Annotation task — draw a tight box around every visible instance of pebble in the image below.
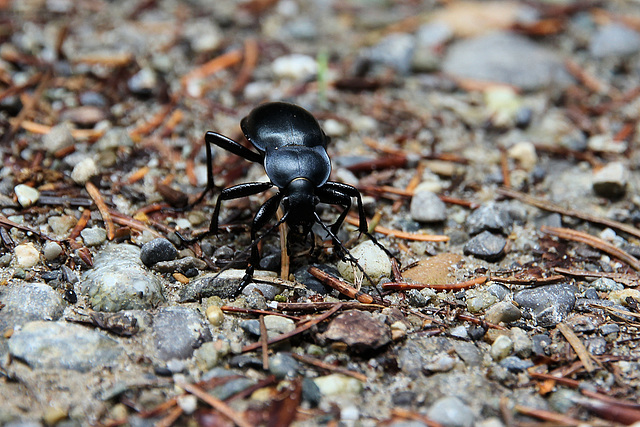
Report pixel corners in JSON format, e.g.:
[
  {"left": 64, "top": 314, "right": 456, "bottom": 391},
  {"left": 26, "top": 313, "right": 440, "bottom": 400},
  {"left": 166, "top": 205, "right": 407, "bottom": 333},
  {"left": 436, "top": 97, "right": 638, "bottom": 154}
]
[
  {"left": 514, "top": 283, "right": 577, "bottom": 327},
  {"left": 465, "top": 289, "right": 498, "bottom": 313},
  {"left": 0, "top": 282, "right": 65, "bottom": 330},
  {"left": 366, "top": 32, "right": 416, "bottom": 74},
  {"left": 486, "top": 283, "right": 510, "bottom": 301},
  {"left": 96, "top": 127, "right": 134, "bottom": 151},
  {"left": 587, "top": 134, "right": 627, "bottom": 154},
  {"left": 127, "top": 67, "right": 157, "bottom": 96},
  {"left": 293, "top": 264, "right": 336, "bottom": 294},
  {"left": 81, "top": 244, "right": 165, "bottom": 311},
  {"left": 71, "top": 157, "right": 99, "bottom": 184},
  {"left": 586, "top": 336, "right": 607, "bottom": 355},
  {"left": 180, "top": 269, "right": 277, "bottom": 301},
  {"left": 590, "top": 277, "right": 624, "bottom": 292},
  {"left": 426, "top": 396, "right": 475, "bottom": 427},
  {"left": 14, "top": 184, "right": 40, "bottom": 208},
  {"left": 510, "top": 327, "right": 533, "bottom": 358},
  {"left": 8, "top": 321, "right": 123, "bottom": 372},
  {"left": 42, "top": 122, "right": 74, "bottom": 153},
  {"left": 507, "top": 141, "right": 538, "bottom": 171},
  {"left": 140, "top": 237, "right": 178, "bottom": 267},
  {"left": 397, "top": 336, "right": 453, "bottom": 376},
  {"left": 242, "top": 282, "right": 279, "bottom": 301},
  {"left": 177, "top": 394, "right": 198, "bottom": 415},
  {"left": 183, "top": 19, "right": 222, "bottom": 52},
  {"left": 466, "top": 203, "right": 513, "bottom": 235},
  {"left": 201, "top": 370, "right": 256, "bottom": 400},
  {"left": 81, "top": 226, "right": 107, "bottom": 246},
  {"left": 152, "top": 306, "right": 212, "bottom": 360},
  {"left": 463, "top": 231, "right": 506, "bottom": 261},
  {"left": 490, "top": 335, "right": 513, "bottom": 361},
  {"left": 268, "top": 352, "right": 300, "bottom": 379},
  {"left": 48, "top": 214, "right": 77, "bottom": 236},
  {"left": 152, "top": 256, "right": 207, "bottom": 273},
  {"left": 313, "top": 374, "right": 363, "bottom": 396},
  {"left": 43, "top": 241, "right": 63, "bottom": 260},
  {"left": 600, "top": 323, "right": 620, "bottom": 341},
  {"left": 609, "top": 289, "right": 640, "bottom": 306},
  {"left": 336, "top": 240, "right": 391, "bottom": 286},
  {"left": 484, "top": 301, "right": 521, "bottom": 324},
  {"left": 453, "top": 341, "right": 482, "bottom": 366},
  {"left": 532, "top": 334, "right": 552, "bottom": 356},
  {"left": 205, "top": 305, "right": 224, "bottom": 326},
  {"left": 272, "top": 54, "right": 317, "bottom": 80},
  {"left": 410, "top": 190, "right": 447, "bottom": 223},
  {"left": 14, "top": 242, "right": 40, "bottom": 268},
  {"left": 499, "top": 356, "right": 533, "bottom": 373},
  {"left": 589, "top": 23, "right": 640, "bottom": 58},
  {"left": 240, "top": 315, "right": 295, "bottom": 339},
  {"left": 592, "top": 161, "right": 628, "bottom": 198},
  {"left": 321, "top": 310, "right": 391, "bottom": 353},
  {"left": 443, "top": 31, "right": 571, "bottom": 90}
]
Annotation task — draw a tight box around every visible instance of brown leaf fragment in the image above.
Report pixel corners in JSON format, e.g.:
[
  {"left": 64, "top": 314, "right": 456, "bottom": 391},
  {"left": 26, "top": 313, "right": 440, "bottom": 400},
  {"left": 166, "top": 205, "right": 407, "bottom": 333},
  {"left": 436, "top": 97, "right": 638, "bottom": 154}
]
[
  {"left": 267, "top": 379, "right": 302, "bottom": 427},
  {"left": 156, "top": 182, "right": 189, "bottom": 208},
  {"left": 556, "top": 322, "right": 596, "bottom": 373},
  {"left": 320, "top": 310, "right": 391, "bottom": 354}
]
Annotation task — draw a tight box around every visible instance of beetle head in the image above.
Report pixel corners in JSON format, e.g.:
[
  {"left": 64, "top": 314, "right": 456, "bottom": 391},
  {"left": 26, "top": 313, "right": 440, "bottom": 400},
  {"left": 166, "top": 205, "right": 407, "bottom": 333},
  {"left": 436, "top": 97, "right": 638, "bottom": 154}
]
[{"left": 283, "top": 178, "right": 318, "bottom": 232}]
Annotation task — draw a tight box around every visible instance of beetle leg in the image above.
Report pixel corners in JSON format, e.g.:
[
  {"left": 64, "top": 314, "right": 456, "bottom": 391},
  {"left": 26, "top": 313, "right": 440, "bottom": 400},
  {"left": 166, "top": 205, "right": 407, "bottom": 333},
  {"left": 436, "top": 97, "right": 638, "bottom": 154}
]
[
  {"left": 320, "top": 181, "right": 397, "bottom": 262},
  {"left": 316, "top": 186, "right": 351, "bottom": 257},
  {"left": 240, "top": 193, "right": 284, "bottom": 290},
  {"left": 176, "top": 181, "right": 273, "bottom": 245}
]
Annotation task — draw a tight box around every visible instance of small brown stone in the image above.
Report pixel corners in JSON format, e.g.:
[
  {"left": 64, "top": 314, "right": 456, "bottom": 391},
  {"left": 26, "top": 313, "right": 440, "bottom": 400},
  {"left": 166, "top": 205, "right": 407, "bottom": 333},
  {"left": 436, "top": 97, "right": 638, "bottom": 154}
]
[{"left": 321, "top": 310, "right": 391, "bottom": 354}]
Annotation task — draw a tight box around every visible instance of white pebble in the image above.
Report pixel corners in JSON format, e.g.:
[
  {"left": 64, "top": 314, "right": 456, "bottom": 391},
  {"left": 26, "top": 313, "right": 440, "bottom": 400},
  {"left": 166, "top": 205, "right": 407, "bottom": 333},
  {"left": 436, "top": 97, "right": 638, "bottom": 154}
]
[
  {"left": 313, "top": 374, "right": 363, "bottom": 396},
  {"left": 71, "top": 157, "right": 99, "bottom": 184},
  {"left": 490, "top": 335, "right": 514, "bottom": 361},
  {"left": 508, "top": 141, "right": 538, "bottom": 171},
  {"left": 15, "top": 243, "right": 40, "bottom": 268},
  {"left": 43, "top": 241, "right": 63, "bottom": 260},
  {"left": 323, "top": 119, "right": 348, "bottom": 137},
  {"left": 177, "top": 394, "right": 198, "bottom": 415},
  {"left": 272, "top": 54, "right": 317, "bottom": 80},
  {"left": 337, "top": 240, "right": 391, "bottom": 286},
  {"left": 14, "top": 184, "right": 40, "bottom": 208}
]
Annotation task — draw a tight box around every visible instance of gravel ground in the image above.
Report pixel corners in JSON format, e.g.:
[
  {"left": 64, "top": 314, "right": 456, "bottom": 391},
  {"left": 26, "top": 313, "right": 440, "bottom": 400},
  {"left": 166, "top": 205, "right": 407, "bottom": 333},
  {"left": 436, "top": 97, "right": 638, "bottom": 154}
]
[{"left": 2, "top": 1, "right": 640, "bottom": 426}]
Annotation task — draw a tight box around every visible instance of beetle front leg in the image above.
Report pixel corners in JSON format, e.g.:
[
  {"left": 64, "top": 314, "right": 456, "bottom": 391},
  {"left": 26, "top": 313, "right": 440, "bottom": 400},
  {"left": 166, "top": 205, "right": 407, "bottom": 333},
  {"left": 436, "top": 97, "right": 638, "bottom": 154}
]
[{"left": 239, "top": 193, "right": 283, "bottom": 291}]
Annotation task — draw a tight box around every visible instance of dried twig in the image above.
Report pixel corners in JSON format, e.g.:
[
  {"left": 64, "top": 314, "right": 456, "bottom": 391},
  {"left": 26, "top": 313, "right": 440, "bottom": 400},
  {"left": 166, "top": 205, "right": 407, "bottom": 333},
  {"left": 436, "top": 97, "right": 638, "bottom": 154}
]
[
  {"left": 308, "top": 266, "right": 377, "bottom": 304},
  {"left": 274, "top": 302, "right": 385, "bottom": 312},
  {"left": 221, "top": 306, "right": 300, "bottom": 321},
  {"left": 382, "top": 276, "right": 487, "bottom": 291},
  {"left": 290, "top": 353, "right": 367, "bottom": 382},
  {"left": 514, "top": 404, "right": 584, "bottom": 426},
  {"left": 499, "top": 187, "right": 640, "bottom": 241},
  {"left": 178, "top": 382, "right": 252, "bottom": 427},
  {"left": 69, "top": 208, "right": 92, "bottom": 240},
  {"left": 181, "top": 49, "right": 243, "bottom": 89},
  {"left": 259, "top": 315, "right": 269, "bottom": 370},
  {"left": 541, "top": 226, "right": 640, "bottom": 271},
  {"left": 242, "top": 303, "right": 343, "bottom": 353},
  {"left": 232, "top": 38, "right": 259, "bottom": 94},
  {"left": 85, "top": 182, "right": 115, "bottom": 240},
  {"left": 553, "top": 267, "right": 638, "bottom": 287},
  {"left": 556, "top": 322, "right": 597, "bottom": 373},
  {"left": 390, "top": 408, "right": 444, "bottom": 427},
  {"left": 345, "top": 216, "right": 449, "bottom": 242}
]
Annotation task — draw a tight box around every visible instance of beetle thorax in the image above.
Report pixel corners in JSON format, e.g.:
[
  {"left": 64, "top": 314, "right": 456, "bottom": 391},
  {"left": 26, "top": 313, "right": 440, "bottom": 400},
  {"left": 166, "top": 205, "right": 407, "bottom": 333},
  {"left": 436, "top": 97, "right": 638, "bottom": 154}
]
[{"left": 283, "top": 177, "right": 317, "bottom": 228}]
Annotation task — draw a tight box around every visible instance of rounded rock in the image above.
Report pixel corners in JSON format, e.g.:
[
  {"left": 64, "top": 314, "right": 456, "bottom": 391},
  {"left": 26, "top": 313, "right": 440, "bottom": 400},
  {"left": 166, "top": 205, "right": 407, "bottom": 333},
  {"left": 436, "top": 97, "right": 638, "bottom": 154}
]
[
  {"left": 71, "top": 157, "right": 99, "bottom": 185},
  {"left": 14, "top": 243, "right": 40, "bottom": 268},
  {"left": 14, "top": 184, "right": 40, "bottom": 208},
  {"left": 43, "top": 241, "right": 64, "bottom": 261},
  {"left": 140, "top": 237, "right": 178, "bottom": 267},
  {"left": 426, "top": 396, "right": 475, "bottom": 427},
  {"left": 272, "top": 54, "right": 317, "bottom": 80},
  {"left": 205, "top": 305, "right": 224, "bottom": 326},
  {"left": 43, "top": 122, "right": 74, "bottom": 153},
  {"left": 81, "top": 226, "right": 107, "bottom": 246},
  {"left": 491, "top": 335, "right": 514, "bottom": 361},
  {"left": 337, "top": 240, "right": 391, "bottom": 286},
  {"left": 410, "top": 190, "right": 447, "bottom": 223}
]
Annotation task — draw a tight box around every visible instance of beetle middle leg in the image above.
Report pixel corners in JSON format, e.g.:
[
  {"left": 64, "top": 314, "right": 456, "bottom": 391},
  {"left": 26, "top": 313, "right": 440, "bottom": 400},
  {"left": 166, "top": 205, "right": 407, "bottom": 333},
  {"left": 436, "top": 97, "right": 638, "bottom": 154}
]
[{"left": 176, "top": 181, "right": 273, "bottom": 244}]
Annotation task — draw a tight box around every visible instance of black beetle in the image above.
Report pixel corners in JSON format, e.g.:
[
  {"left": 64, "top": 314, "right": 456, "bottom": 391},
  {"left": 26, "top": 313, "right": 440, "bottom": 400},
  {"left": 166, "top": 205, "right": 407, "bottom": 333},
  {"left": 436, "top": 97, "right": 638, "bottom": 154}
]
[{"left": 182, "top": 102, "right": 390, "bottom": 287}]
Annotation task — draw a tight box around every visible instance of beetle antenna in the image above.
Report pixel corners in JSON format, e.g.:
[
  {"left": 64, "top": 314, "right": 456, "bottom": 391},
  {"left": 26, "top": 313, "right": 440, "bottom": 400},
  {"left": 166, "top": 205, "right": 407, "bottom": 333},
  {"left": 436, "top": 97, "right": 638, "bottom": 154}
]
[{"left": 313, "top": 212, "right": 383, "bottom": 299}]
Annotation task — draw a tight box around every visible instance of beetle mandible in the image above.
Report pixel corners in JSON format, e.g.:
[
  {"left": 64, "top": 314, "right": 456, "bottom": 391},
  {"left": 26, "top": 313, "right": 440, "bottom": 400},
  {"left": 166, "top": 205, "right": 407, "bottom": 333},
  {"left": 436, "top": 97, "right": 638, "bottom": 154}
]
[{"left": 183, "top": 102, "right": 390, "bottom": 288}]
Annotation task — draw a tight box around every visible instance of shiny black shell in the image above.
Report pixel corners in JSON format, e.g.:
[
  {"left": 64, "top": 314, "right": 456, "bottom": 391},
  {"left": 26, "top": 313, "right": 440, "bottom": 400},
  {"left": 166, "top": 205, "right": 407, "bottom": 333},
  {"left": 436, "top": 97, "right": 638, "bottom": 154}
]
[{"left": 240, "top": 102, "right": 331, "bottom": 189}]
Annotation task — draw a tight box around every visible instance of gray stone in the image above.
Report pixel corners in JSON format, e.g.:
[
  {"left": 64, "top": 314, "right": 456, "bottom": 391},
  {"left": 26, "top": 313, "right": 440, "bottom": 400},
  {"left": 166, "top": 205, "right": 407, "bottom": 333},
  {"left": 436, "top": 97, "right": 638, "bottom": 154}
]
[
  {"left": 42, "top": 122, "right": 74, "bottom": 153},
  {"left": 463, "top": 231, "right": 506, "bottom": 261},
  {"left": 153, "top": 306, "right": 212, "bottom": 360},
  {"left": 410, "top": 190, "right": 447, "bottom": 223},
  {"left": 532, "top": 334, "right": 552, "bottom": 356},
  {"left": 43, "top": 241, "right": 63, "bottom": 260},
  {"left": 514, "top": 284, "right": 577, "bottom": 327},
  {"left": 128, "top": 67, "right": 157, "bottom": 96},
  {"left": 466, "top": 203, "right": 513, "bottom": 235},
  {"left": 397, "top": 336, "right": 454, "bottom": 377},
  {"left": 452, "top": 341, "right": 482, "bottom": 366},
  {"left": 592, "top": 161, "right": 628, "bottom": 198},
  {"left": 443, "top": 31, "right": 571, "bottom": 91},
  {"left": 365, "top": 32, "right": 416, "bottom": 74},
  {"left": 180, "top": 269, "right": 276, "bottom": 301},
  {"left": 510, "top": 327, "right": 533, "bottom": 358},
  {"left": 590, "top": 23, "right": 640, "bottom": 58},
  {"left": 80, "top": 226, "right": 107, "bottom": 246},
  {"left": 242, "top": 282, "right": 279, "bottom": 300},
  {"left": 81, "top": 244, "right": 164, "bottom": 312},
  {"left": 0, "top": 282, "right": 65, "bottom": 330},
  {"left": 426, "top": 396, "right": 475, "bottom": 427},
  {"left": 586, "top": 336, "right": 607, "bottom": 355},
  {"left": 269, "top": 353, "right": 300, "bottom": 379},
  {"left": 140, "top": 238, "right": 177, "bottom": 267},
  {"left": 96, "top": 127, "right": 133, "bottom": 151},
  {"left": 152, "top": 256, "right": 207, "bottom": 273},
  {"left": 484, "top": 301, "right": 521, "bottom": 325},
  {"left": 590, "top": 277, "right": 624, "bottom": 292},
  {"left": 8, "top": 321, "right": 122, "bottom": 372},
  {"left": 499, "top": 356, "right": 533, "bottom": 373}
]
